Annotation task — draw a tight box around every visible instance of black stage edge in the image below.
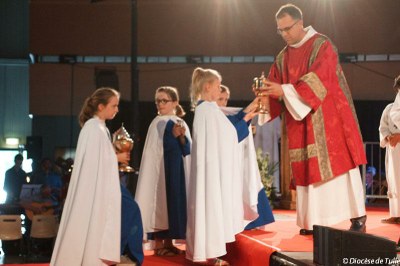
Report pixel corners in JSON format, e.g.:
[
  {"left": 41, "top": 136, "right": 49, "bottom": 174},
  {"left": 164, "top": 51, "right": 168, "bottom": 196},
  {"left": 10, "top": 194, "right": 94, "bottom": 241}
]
[
  {"left": 270, "top": 252, "right": 314, "bottom": 266},
  {"left": 270, "top": 252, "right": 400, "bottom": 266},
  {"left": 271, "top": 225, "right": 399, "bottom": 266}
]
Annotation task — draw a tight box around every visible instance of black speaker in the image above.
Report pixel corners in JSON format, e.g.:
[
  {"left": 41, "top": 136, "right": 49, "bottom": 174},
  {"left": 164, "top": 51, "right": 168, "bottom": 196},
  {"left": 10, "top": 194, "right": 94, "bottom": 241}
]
[
  {"left": 313, "top": 225, "right": 397, "bottom": 266},
  {"left": 26, "top": 136, "right": 42, "bottom": 160},
  {"left": 95, "top": 68, "right": 119, "bottom": 90}
]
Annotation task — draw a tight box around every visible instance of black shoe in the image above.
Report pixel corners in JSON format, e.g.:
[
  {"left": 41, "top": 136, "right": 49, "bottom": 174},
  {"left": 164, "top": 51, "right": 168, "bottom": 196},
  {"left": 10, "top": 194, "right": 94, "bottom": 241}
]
[
  {"left": 349, "top": 215, "right": 367, "bottom": 233},
  {"left": 299, "top": 229, "right": 313, "bottom": 235}
]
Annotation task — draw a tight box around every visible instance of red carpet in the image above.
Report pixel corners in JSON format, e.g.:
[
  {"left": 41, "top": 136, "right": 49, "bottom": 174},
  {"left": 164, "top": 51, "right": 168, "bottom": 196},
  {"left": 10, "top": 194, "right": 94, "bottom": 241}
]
[
  {"left": 142, "top": 206, "right": 398, "bottom": 265},
  {"left": 2, "top": 207, "right": 396, "bottom": 265}
]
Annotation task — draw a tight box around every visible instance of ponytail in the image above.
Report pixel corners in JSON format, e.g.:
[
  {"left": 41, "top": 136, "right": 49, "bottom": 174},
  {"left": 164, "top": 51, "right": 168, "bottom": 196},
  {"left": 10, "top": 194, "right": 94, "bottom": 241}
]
[
  {"left": 175, "top": 104, "right": 186, "bottom": 118},
  {"left": 190, "top": 67, "right": 221, "bottom": 109},
  {"left": 78, "top": 87, "right": 120, "bottom": 127}
]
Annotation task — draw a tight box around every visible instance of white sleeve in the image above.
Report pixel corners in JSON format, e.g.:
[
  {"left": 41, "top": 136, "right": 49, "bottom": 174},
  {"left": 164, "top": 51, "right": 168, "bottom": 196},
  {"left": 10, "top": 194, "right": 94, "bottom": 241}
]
[
  {"left": 390, "top": 93, "right": 400, "bottom": 129},
  {"left": 379, "top": 105, "right": 391, "bottom": 148},
  {"left": 282, "top": 84, "right": 312, "bottom": 121}
]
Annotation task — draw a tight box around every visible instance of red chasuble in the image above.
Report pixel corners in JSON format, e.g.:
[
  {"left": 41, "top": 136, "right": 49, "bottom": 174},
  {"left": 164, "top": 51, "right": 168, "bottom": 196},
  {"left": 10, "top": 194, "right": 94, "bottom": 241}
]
[{"left": 268, "top": 34, "right": 366, "bottom": 186}]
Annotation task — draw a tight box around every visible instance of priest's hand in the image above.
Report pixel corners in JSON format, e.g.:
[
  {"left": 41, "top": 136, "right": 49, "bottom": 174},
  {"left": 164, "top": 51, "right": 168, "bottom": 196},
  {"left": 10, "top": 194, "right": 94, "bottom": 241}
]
[
  {"left": 263, "top": 80, "right": 284, "bottom": 99},
  {"left": 116, "top": 151, "right": 130, "bottom": 165}
]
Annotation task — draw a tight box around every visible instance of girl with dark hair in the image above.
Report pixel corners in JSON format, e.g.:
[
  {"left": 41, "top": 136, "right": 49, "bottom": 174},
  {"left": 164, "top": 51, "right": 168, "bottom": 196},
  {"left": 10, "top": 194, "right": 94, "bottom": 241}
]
[
  {"left": 135, "top": 86, "right": 191, "bottom": 256},
  {"left": 51, "top": 87, "right": 123, "bottom": 265}
]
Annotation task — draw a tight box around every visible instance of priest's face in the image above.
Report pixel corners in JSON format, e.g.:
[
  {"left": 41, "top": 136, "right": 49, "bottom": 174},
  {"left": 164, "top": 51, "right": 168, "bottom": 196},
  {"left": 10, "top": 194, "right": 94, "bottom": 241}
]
[
  {"left": 276, "top": 14, "right": 305, "bottom": 46},
  {"left": 98, "top": 96, "right": 119, "bottom": 120},
  {"left": 155, "top": 91, "right": 178, "bottom": 116}
]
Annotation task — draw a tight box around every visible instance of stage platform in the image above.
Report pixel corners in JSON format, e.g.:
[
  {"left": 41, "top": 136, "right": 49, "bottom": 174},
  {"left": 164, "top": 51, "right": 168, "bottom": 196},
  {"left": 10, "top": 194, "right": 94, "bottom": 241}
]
[
  {"left": 0, "top": 206, "right": 398, "bottom": 265},
  {"left": 140, "top": 206, "right": 399, "bottom": 265}
]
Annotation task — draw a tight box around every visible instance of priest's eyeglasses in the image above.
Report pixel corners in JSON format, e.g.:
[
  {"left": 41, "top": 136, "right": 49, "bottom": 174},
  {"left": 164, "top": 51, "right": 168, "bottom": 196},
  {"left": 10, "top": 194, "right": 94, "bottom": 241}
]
[
  {"left": 155, "top": 99, "right": 173, "bottom": 105},
  {"left": 277, "top": 20, "right": 299, "bottom": 35}
]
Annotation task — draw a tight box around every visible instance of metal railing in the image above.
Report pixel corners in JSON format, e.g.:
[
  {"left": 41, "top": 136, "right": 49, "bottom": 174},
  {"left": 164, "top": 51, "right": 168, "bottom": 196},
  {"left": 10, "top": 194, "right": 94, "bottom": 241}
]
[{"left": 362, "top": 142, "right": 388, "bottom": 200}]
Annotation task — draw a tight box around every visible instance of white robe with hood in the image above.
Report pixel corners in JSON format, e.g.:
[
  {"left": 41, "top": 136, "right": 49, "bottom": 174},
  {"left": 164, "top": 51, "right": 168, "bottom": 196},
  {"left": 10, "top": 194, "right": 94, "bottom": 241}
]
[
  {"left": 186, "top": 102, "right": 250, "bottom": 262},
  {"left": 135, "top": 115, "right": 191, "bottom": 237},
  {"left": 220, "top": 106, "right": 263, "bottom": 221},
  {"left": 51, "top": 117, "right": 121, "bottom": 266},
  {"left": 380, "top": 101, "right": 400, "bottom": 217}
]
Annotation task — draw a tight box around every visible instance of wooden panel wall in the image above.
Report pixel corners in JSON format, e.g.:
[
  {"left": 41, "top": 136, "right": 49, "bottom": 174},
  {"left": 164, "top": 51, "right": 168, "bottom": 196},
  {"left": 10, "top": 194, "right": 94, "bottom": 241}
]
[{"left": 29, "top": 0, "right": 400, "bottom": 115}]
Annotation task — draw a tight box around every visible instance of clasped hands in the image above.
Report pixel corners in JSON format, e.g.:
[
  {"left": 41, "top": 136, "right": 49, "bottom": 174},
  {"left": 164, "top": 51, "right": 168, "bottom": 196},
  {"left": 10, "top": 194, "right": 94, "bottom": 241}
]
[{"left": 173, "top": 121, "right": 186, "bottom": 145}]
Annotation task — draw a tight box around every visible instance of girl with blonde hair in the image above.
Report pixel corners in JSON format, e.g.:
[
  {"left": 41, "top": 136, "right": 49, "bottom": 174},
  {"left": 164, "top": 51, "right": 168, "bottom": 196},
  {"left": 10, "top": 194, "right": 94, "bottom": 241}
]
[{"left": 186, "top": 68, "right": 264, "bottom": 265}]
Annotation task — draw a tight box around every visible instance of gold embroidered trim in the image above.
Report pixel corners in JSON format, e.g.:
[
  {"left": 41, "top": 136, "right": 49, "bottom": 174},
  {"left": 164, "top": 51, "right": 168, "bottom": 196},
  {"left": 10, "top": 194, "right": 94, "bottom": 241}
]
[
  {"left": 275, "top": 48, "right": 286, "bottom": 74},
  {"left": 311, "top": 108, "right": 333, "bottom": 180},
  {"left": 336, "top": 65, "right": 362, "bottom": 130},
  {"left": 286, "top": 35, "right": 336, "bottom": 181},
  {"left": 308, "top": 36, "right": 327, "bottom": 67},
  {"left": 300, "top": 72, "right": 327, "bottom": 101},
  {"left": 289, "top": 144, "right": 318, "bottom": 162},
  {"left": 288, "top": 109, "right": 333, "bottom": 181}
]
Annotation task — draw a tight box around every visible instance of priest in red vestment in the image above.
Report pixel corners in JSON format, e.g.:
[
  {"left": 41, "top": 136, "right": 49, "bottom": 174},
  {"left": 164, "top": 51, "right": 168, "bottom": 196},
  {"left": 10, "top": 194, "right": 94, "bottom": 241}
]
[{"left": 260, "top": 3, "right": 367, "bottom": 235}]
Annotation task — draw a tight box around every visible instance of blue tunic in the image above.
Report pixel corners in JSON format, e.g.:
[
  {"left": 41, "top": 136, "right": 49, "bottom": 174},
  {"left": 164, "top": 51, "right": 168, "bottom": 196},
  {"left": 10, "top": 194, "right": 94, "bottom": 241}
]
[
  {"left": 121, "top": 184, "right": 144, "bottom": 265},
  {"left": 150, "top": 119, "right": 190, "bottom": 240},
  {"left": 226, "top": 110, "right": 250, "bottom": 142},
  {"left": 244, "top": 189, "right": 275, "bottom": 229}
]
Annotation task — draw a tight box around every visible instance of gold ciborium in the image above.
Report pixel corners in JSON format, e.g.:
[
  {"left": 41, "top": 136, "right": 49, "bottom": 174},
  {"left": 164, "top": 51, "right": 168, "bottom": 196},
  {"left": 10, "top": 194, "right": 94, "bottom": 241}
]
[
  {"left": 252, "top": 71, "right": 269, "bottom": 114},
  {"left": 113, "top": 124, "right": 134, "bottom": 173}
]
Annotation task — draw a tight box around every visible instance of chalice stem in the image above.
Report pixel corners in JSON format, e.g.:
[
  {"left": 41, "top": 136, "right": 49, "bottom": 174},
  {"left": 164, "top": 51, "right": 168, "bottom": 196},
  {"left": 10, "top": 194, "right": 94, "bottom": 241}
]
[{"left": 258, "top": 98, "right": 263, "bottom": 112}]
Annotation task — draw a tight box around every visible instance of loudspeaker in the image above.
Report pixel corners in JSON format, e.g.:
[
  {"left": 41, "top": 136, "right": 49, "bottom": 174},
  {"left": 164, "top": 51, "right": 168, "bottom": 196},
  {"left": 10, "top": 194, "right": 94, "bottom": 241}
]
[
  {"left": 26, "top": 136, "right": 42, "bottom": 160},
  {"left": 313, "top": 225, "right": 397, "bottom": 266},
  {"left": 95, "top": 68, "right": 119, "bottom": 90}
]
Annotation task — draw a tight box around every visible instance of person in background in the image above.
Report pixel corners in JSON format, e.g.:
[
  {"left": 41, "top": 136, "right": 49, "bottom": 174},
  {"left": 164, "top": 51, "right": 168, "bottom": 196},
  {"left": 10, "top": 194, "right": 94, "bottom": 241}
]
[
  {"left": 252, "top": 116, "right": 281, "bottom": 191},
  {"left": 216, "top": 84, "right": 275, "bottom": 231},
  {"left": 20, "top": 184, "right": 60, "bottom": 255},
  {"left": 378, "top": 74, "right": 400, "bottom": 224},
  {"left": 51, "top": 87, "right": 122, "bottom": 265},
  {"left": 4, "top": 153, "right": 27, "bottom": 204},
  {"left": 365, "top": 166, "right": 377, "bottom": 197},
  {"left": 186, "top": 67, "right": 260, "bottom": 265},
  {"left": 135, "top": 86, "right": 191, "bottom": 257},
  {"left": 119, "top": 171, "right": 144, "bottom": 265},
  {"left": 20, "top": 184, "right": 60, "bottom": 221},
  {"left": 31, "top": 158, "right": 62, "bottom": 201},
  {"left": 59, "top": 158, "right": 74, "bottom": 205},
  {"left": 217, "top": 84, "right": 230, "bottom": 107},
  {"left": 112, "top": 112, "right": 145, "bottom": 266},
  {"left": 260, "top": 4, "right": 367, "bottom": 235}
]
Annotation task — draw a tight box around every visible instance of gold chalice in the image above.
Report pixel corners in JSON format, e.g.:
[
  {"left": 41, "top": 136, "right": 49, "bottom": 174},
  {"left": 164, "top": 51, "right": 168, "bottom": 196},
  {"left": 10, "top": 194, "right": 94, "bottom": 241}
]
[
  {"left": 252, "top": 71, "right": 269, "bottom": 114},
  {"left": 113, "top": 124, "right": 134, "bottom": 173}
]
